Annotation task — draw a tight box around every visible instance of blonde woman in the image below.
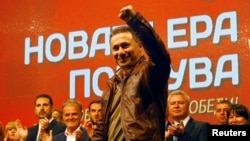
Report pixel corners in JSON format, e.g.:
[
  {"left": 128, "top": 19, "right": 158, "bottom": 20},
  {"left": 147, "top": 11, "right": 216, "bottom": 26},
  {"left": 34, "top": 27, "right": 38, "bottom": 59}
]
[{"left": 4, "top": 120, "right": 27, "bottom": 141}]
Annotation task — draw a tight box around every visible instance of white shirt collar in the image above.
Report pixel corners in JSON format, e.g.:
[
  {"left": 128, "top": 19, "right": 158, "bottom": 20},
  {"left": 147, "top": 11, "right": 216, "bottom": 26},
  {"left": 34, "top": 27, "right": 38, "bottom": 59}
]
[
  {"left": 174, "top": 116, "right": 190, "bottom": 127},
  {"left": 65, "top": 125, "right": 81, "bottom": 136},
  {"left": 37, "top": 118, "right": 54, "bottom": 141}
]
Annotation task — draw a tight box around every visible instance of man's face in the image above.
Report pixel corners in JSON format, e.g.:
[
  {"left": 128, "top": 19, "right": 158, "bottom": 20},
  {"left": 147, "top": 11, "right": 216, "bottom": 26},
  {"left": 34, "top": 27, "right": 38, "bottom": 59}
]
[
  {"left": 52, "top": 111, "right": 62, "bottom": 122},
  {"left": 89, "top": 103, "right": 102, "bottom": 124},
  {"left": 214, "top": 103, "right": 230, "bottom": 125},
  {"left": 63, "top": 104, "right": 82, "bottom": 131},
  {"left": 168, "top": 95, "right": 189, "bottom": 121},
  {"left": 110, "top": 32, "right": 142, "bottom": 71},
  {"left": 35, "top": 97, "right": 52, "bottom": 119}
]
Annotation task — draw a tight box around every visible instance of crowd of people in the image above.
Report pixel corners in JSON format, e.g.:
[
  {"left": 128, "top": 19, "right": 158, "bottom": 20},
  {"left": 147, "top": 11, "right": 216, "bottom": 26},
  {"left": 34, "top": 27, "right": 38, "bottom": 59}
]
[
  {"left": 1, "top": 4, "right": 249, "bottom": 141},
  {"left": 1, "top": 92, "right": 249, "bottom": 141},
  {"left": 214, "top": 100, "right": 250, "bottom": 125},
  {"left": 164, "top": 90, "right": 250, "bottom": 141}
]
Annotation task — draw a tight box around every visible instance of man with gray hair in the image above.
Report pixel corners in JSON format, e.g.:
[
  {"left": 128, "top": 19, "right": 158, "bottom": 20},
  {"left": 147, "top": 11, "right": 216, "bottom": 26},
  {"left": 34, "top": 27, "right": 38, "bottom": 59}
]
[
  {"left": 166, "top": 90, "right": 209, "bottom": 141},
  {"left": 41, "top": 99, "right": 90, "bottom": 141}
]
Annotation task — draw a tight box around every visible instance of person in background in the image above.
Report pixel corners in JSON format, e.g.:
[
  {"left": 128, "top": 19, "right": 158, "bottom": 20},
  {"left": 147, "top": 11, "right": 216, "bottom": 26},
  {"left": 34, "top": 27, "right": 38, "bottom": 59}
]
[
  {"left": 0, "top": 121, "right": 4, "bottom": 141},
  {"left": 26, "top": 94, "right": 66, "bottom": 141},
  {"left": 4, "top": 120, "right": 27, "bottom": 141},
  {"left": 88, "top": 100, "right": 102, "bottom": 125},
  {"left": 92, "top": 5, "right": 171, "bottom": 141},
  {"left": 227, "top": 104, "right": 250, "bottom": 125},
  {"left": 214, "top": 99, "right": 232, "bottom": 125},
  {"left": 52, "top": 109, "right": 63, "bottom": 123},
  {"left": 166, "top": 90, "right": 209, "bottom": 141},
  {"left": 41, "top": 99, "right": 90, "bottom": 141},
  {"left": 83, "top": 100, "right": 102, "bottom": 137}
]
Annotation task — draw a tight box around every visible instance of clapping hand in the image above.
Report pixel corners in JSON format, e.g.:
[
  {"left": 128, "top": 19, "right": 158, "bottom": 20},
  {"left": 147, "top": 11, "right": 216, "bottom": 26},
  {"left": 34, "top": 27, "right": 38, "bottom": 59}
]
[
  {"left": 15, "top": 119, "right": 28, "bottom": 141},
  {"left": 40, "top": 129, "right": 53, "bottom": 141},
  {"left": 76, "top": 130, "right": 83, "bottom": 141},
  {"left": 167, "top": 120, "right": 185, "bottom": 137}
]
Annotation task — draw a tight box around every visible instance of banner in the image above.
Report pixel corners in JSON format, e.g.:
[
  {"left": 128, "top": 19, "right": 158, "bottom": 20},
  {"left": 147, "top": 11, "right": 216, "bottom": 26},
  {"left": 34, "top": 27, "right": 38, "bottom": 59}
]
[{"left": 0, "top": 0, "right": 249, "bottom": 127}]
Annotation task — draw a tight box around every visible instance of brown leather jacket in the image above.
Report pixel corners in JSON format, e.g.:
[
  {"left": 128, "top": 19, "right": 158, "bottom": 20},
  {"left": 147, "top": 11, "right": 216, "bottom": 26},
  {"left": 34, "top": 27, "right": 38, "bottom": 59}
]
[{"left": 92, "top": 12, "right": 171, "bottom": 141}]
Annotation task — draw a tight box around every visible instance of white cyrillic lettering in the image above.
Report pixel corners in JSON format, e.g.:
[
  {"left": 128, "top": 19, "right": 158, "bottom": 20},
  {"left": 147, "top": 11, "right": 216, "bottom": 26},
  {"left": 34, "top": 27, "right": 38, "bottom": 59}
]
[
  {"left": 199, "top": 99, "right": 207, "bottom": 113},
  {"left": 89, "top": 27, "right": 111, "bottom": 57},
  {"left": 229, "top": 97, "right": 239, "bottom": 104},
  {"left": 169, "top": 59, "right": 187, "bottom": 90},
  {"left": 213, "top": 11, "right": 237, "bottom": 44},
  {"left": 189, "top": 100, "right": 198, "bottom": 114},
  {"left": 70, "top": 69, "right": 90, "bottom": 98},
  {"left": 190, "top": 15, "right": 213, "bottom": 46},
  {"left": 24, "top": 36, "right": 44, "bottom": 64},
  {"left": 168, "top": 17, "right": 188, "bottom": 48},
  {"left": 68, "top": 31, "right": 89, "bottom": 60},
  {"left": 45, "top": 33, "right": 66, "bottom": 62},
  {"left": 214, "top": 54, "right": 239, "bottom": 86},
  {"left": 189, "top": 57, "right": 213, "bottom": 88},
  {"left": 207, "top": 98, "right": 215, "bottom": 114},
  {"left": 92, "top": 67, "right": 114, "bottom": 97}
]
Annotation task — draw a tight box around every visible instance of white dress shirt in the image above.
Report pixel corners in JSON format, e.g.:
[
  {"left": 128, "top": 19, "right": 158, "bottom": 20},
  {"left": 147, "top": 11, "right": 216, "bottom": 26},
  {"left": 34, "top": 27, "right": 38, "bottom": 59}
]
[
  {"left": 173, "top": 116, "right": 191, "bottom": 141},
  {"left": 65, "top": 125, "right": 81, "bottom": 141}
]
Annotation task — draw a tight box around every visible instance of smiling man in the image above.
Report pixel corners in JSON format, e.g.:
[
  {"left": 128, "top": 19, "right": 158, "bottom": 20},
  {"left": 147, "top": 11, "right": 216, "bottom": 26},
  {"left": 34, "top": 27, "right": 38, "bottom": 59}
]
[
  {"left": 92, "top": 5, "right": 171, "bottom": 141},
  {"left": 166, "top": 90, "right": 210, "bottom": 141},
  {"left": 52, "top": 99, "right": 90, "bottom": 141}
]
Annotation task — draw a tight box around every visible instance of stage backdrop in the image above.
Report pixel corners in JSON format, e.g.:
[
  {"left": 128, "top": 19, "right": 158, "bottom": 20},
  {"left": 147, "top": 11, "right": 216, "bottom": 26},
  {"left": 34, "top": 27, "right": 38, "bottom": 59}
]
[{"left": 1, "top": 0, "right": 250, "bottom": 127}]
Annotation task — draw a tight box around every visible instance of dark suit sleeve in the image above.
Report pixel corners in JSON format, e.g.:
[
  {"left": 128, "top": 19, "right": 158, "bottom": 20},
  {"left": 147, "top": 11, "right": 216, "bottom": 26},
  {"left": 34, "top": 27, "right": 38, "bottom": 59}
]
[
  {"left": 177, "top": 119, "right": 209, "bottom": 141},
  {"left": 127, "top": 12, "right": 171, "bottom": 67},
  {"left": 80, "top": 127, "right": 91, "bottom": 141},
  {"left": 53, "top": 132, "right": 66, "bottom": 140},
  {"left": 195, "top": 122, "right": 209, "bottom": 141},
  {"left": 53, "top": 128, "right": 90, "bottom": 141},
  {"left": 27, "top": 125, "right": 39, "bottom": 141},
  {"left": 47, "top": 119, "right": 66, "bottom": 135}
]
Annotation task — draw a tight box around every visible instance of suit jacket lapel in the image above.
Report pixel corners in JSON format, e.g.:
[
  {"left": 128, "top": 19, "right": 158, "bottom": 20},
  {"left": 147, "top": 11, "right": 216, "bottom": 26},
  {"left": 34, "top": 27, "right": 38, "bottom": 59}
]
[{"left": 184, "top": 117, "right": 194, "bottom": 133}]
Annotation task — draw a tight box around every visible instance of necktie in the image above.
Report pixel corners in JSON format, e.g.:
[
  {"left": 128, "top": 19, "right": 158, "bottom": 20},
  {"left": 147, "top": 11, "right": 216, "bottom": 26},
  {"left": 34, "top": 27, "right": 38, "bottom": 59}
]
[{"left": 173, "top": 123, "right": 180, "bottom": 141}]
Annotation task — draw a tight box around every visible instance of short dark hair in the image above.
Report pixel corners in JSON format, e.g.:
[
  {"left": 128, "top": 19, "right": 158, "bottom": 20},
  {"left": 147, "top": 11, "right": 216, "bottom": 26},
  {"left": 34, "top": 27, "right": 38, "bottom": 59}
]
[
  {"left": 34, "top": 94, "right": 53, "bottom": 106},
  {"left": 88, "top": 100, "right": 102, "bottom": 109},
  {"left": 227, "top": 104, "right": 250, "bottom": 124},
  {"left": 53, "top": 109, "right": 63, "bottom": 119},
  {"left": 110, "top": 25, "right": 140, "bottom": 42}
]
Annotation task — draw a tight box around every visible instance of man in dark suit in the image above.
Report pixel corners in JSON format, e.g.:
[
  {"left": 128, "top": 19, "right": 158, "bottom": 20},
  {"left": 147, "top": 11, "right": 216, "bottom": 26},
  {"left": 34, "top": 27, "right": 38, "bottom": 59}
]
[
  {"left": 27, "top": 94, "right": 66, "bottom": 141},
  {"left": 41, "top": 99, "right": 90, "bottom": 141},
  {"left": 52, "top": 126, "right": 89, "bottom": 141},
  {"left": 166, "top": 90, "right": 209, "bottom": 141}
]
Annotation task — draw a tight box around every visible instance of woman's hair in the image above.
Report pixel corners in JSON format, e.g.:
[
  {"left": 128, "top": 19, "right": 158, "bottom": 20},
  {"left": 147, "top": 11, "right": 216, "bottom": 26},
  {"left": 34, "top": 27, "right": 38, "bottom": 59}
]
[
  {"left": 5, "top": 121, "right": 16, "bottom": 132},
  {"left": 227, "top": 104, "right": 250, "bottom": 124}
]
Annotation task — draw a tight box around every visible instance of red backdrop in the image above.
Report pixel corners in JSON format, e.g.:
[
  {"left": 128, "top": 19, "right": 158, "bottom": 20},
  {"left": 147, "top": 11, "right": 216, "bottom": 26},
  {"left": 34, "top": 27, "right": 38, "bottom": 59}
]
[{"left": 0, "top": 0, "right": 250, "bottom": 127}]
